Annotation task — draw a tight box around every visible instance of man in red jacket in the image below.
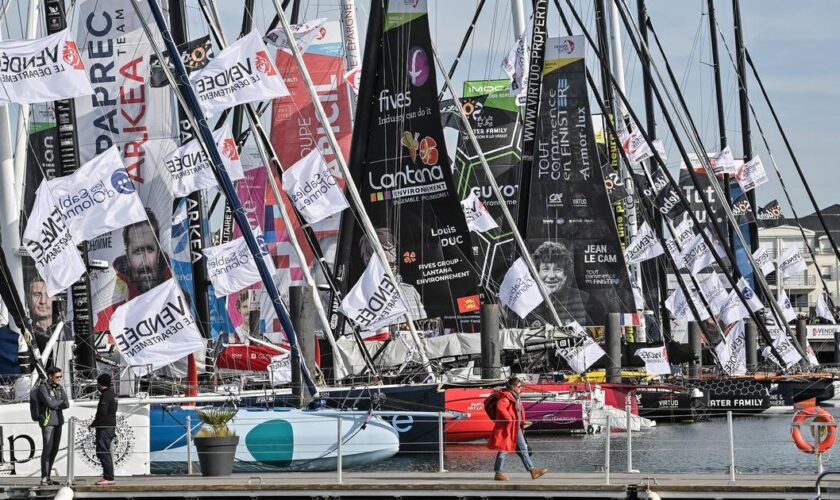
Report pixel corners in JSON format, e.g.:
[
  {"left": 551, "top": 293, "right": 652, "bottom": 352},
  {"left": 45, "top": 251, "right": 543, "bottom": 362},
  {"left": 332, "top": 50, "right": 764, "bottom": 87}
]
[{"left": 488, "top": 377, "right": 548, "bottom": 481}]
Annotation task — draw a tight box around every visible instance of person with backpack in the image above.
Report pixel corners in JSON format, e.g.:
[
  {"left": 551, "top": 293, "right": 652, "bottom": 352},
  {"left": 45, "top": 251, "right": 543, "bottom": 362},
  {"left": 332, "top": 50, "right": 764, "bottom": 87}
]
[
  {"left": 89, "top": 373, "right": 118, "bottom": 486},
  {"left": 486, "top": 376, "right": 547, "bottom": 481},
  {"left": 35, "top": 366, "right": 69, "bottom": 486}
]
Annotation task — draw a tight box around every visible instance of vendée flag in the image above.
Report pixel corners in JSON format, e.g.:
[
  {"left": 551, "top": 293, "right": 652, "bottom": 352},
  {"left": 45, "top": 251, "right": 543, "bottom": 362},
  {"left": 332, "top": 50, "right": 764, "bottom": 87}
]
[
  {"left": 339, "top": 256, "right": 408, "bottom": 333},
  {"left": 264, "top": 18, "right": 328, "bottom": 54},
  {"left": 635, "top": 346, "right": 671, "bottom": 375},
  {"left": 624, "top": 221, "right": 664, "bottom": 265},
  {"left": 189, "top": 30, "right": 290, "bottom": 116},
  {"left": 778, "top": 246, "right": 807, "bottom": 278},
  {"left": 0, "top": 28, "right": 93, "bottom": 104},
  {"left": 163, "top": 123, "right": 245, "bottom": 197}
]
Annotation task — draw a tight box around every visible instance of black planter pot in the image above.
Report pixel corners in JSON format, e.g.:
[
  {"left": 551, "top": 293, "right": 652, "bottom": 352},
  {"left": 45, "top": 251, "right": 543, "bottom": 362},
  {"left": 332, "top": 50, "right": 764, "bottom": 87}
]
[{"left": 194, "top": 435, "right": 239, "bottom": 476}]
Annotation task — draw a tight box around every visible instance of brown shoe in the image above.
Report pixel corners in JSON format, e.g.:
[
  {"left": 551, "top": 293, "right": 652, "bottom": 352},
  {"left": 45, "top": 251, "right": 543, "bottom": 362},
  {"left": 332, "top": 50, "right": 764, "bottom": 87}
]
[
  {"left": 494, "top": 472, "right": 510, "bottom": 481},
  {"left": 530, "top": 467, "right": 548, "bottom": 480}
]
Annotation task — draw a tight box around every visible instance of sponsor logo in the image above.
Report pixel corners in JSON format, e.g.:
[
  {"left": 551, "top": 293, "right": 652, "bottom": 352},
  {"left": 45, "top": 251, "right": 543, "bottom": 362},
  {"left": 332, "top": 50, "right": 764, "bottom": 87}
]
[
  {"left": 460, "top": 98, "right": 483, "bottom": 117},
  {"left": 222, "top": 137, "right": 240, "bottom": 161},
  {"left": 254, "top": 50, "right": 276, "bottom": 75},
  {"left": 403, "top": 251, "right": 416, "bottom": 264},
  {"left": 62, "top": 40, "right": 84, "bottom": 70},
  {"left": 741, "top": 286, "right": 754, "bottom": 300},
  {"left": 407, "top": 47, "right": 429, "bottom": 86},
  {"left": 379, "top": 89, "right": 412, "bottom": 113},
  {"left": 457, "top": 294, "right": 481, "bottom": 313},
  {"left": 368, "top": 163, "right": 445, "bottom": 202},
  {"left": 111, "top": 169, "right": 136, "bottom": 194},
  {"left": 418, "top": 137, "right": 438, "bottom": 165},
  {"left": 557, "top": 39, "right": 576, "bottom": 55},
  {"left": 572, "top": 192, "right": 587, "bottom": 208},
  {"left": 547, "top": 192, "right": 564, "bottom": 207}
]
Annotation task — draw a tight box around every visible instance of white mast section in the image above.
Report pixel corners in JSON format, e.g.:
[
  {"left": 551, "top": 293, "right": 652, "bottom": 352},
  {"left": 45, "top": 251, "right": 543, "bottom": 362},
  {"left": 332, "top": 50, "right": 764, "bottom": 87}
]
[
  {"left": 510, "top": 0, "right": 526, "bottom": 40},
  {"left": 12, "top": 0, "right": 41, "bottom": 213},
  {"left": 267, "top": 0, "right": 436, "bottom": 378}
]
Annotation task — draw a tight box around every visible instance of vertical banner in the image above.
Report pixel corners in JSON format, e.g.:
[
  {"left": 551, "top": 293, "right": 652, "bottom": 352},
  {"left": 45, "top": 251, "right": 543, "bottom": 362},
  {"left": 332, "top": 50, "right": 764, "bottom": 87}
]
[
  {"left": 344, "top": 1, "right": 480, "bottom": 332},
  {"left": 71, "top": 0, "right": 178, "bottom": 331},
  {"left": 524, "top": 36, "right": 635, "bottom": 327}
]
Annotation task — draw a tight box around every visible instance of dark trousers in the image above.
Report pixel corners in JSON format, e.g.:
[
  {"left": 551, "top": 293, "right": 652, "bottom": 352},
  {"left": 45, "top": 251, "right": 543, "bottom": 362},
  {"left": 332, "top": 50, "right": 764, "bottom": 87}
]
[
  {"left": 40, "top": 425, "right": 62, "bottom": 481},
  {"left": 95, "top": 428, "right": 116, "bottom": 480}
]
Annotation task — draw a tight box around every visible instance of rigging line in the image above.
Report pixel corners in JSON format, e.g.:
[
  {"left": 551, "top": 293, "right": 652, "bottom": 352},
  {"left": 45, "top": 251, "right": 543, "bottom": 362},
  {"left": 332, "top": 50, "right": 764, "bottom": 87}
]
[
  {"left": 615, "top": 0, "right": 807, "bottom": 361},
  {"left": 436, "top": 0, "right": 485, "bottom": 101},
  {"left": 561, "top": 0, "right": 789, "bottom": 367}
]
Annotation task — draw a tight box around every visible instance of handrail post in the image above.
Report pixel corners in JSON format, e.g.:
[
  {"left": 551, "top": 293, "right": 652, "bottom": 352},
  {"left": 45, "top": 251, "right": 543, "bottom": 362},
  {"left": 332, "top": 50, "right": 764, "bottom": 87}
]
[
  {"left": 337, "top": 417, "right": 343, "bottom": 484},
  {"left": 65, "top": 417, "right": 76, "bottom": 485},
  {"left": 186, "top": 415, "right": 193, "bottom": 475},
  {"left": 728, "top": 410, "right": 736, "bottom": 482},
  {"left": 626, "top": 393, "right": 638, "bottom": 473},
  {"left": 604, "top": 415, "right": 611, "bottom": 485},
  {"left": 438, "top": 412, "right": 446, "bottom": 473}
]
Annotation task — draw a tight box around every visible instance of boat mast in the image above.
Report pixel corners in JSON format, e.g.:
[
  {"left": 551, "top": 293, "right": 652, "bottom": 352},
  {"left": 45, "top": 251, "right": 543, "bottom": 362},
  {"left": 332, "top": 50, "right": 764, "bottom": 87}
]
[
  {"left": 134, "top": 0, "right": 321, "bottom": 397},
  {"left": 511, "top": 0, "right": 526, "bottom": 38},
  {"left": 339, "top": 0, "right": 361, "bottom": 111}
]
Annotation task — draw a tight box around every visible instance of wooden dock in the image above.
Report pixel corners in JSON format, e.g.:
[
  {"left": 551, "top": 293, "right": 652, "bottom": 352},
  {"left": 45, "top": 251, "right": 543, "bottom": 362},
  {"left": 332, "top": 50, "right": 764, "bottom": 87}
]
[{"left": 2, "top": 472, "right": 836, "bottom": 499}]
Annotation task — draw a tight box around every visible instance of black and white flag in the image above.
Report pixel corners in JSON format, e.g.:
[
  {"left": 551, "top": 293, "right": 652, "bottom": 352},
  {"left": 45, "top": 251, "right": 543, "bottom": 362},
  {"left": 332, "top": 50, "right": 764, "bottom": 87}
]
[
  {"left": 716, "top": 321, "right": 746, "bottom": 376},
  {"left": 164, "top": 123, "right": 245, "bottom": 197},
  {"left": 283, "top": 149, "right": 350, "bottom": 224},
  {"left": 204, "top": 236, "right": 275, "bottom": 298},
  {"left": 816, "top": 294, "right": 835, "bottom": 323},
  {"left": 555, "top": 335, "right": 606, "bottom": 374},
  {"left": 635, "top": 345, "right": 671, "bottom": 375},
  {"left": 461, "top": 191, "right": 499, "bottom": 233},
  {"left": 752, "top": 246, "right": 775, "bottom": 276},
  {"left": 777, "top": 289, "right": 797, "bottom": 323},
  {"left": 624, "top": 221, "right": 664, "bottom": 264},
  {"left": 265, "top": 18, "right": 328, "bottom": 54},
  {"left": 340, "top": 256, "right": 408, "bottom": 333},
  {"left": 737, "top": 277, "right": 764, "bottom": 312},
  {"left": 735, "top": 155, "right": 768, "bottom": 192},
  {"left": 778, "top": 246, "right": 807, "bottom": 278}
]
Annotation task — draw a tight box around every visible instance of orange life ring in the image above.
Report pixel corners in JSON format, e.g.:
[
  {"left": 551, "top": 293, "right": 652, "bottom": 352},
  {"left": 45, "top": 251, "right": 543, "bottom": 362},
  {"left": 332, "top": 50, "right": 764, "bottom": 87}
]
[{"left": 791, "top": 407, "right": 837, "bottom": 454}]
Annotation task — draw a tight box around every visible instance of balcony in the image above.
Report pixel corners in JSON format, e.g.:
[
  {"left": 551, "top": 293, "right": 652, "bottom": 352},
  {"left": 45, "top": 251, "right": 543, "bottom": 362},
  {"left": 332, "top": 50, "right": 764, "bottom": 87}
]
[{"left": 764, "top": 274, "right": 816, "bottom": 288}]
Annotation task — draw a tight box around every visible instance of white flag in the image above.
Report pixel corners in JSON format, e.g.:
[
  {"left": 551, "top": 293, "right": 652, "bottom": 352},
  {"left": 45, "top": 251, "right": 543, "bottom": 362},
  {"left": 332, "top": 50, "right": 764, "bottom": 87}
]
[
  {"left": 816, "top": 294, "right": 835, "bottom": 323},
  {"left": 499, "top": 257, "right": 544, "bottom": 319},
  {"left": 806, "top": 342, "right": 820, "bottom": 367},
  {"left": 501, "top": 34, "right": 528, "bottom": 104},
  {"left": 735, "top": 155, "right": 769, "bottom": 192},
  {"left": 340, "top": 256, "right": 408, "bottom": 332},
  {"left": 752, "top": 246, "right": 775, "bottom": 276},
  {"left": 110, "top": 278, "right": 204, "bottom": 375},
  {"left": 700, "top": 272, "right": 728, "bottom": 315},
  {"left": 715, "top": 321, "right": 747, "bottom": 376},
  {"left": 778, "top": 246, "right": 807, "bottom": 278},
  {"left": 619, "top": 120, "right": 653, "bottom": 167},
  {"left": 344, "top": 67, "right": 361, "bottom": 95},
  {"left": 555, "top": 336, "right": 606, "bottom": 374},
  {"left": 204, "top": 237, "right": 275, "bottom": 298},
  {"left": 719, "top": 290, "right": 749, "bottom": 326},
  {"left": 164, "top": 123, "right": 245, "bottom": 197},
  {"left": 190, "top": 30, "right": 290, "bottom": 116},
  {"left": 681, "top": 232, "right": 719, "bottom": 274},
  {"left": 715, "top": 146, "right": 737, "bottom": 175},
  {"left": 777, "top": 289, "right": 797, "bottom": 323},
  {"left": 624, "top": 221, "right": 664, "bottom": 264},
  {"left": 665, "top": 285, "right": 710, "bottom": 321},
  {"left": 771, "top": 328, "right": 802, "bottom": 368},
  {"left": 635, "top": 346, "right": 671, "bottom": 375},
  {"left": 664, "top": 219, "right": 694, "bottom": 269},
  {"left": 282, "top": 149, "right": 350, "bottom": 224},
  {"left": 461, "top": 191, "right": 499, "bottom": 233},
  {"left": 652, "top": 139, "right": 667, "bottom": 161},
  {"left": 264, "top": 18, "right": 327, "bottom": 53},
  {"left": 737, "top": 277, "right": 764, "bottom": 312},
  {"left": 268, "top": 352, "right": 293, "bottom": 385},
  {"left": 22, "top": 181, "right": 86, "bottom": 296},
  {"left": 0, "top": 29, "right": 93, "bottom": 105},
  {"left": 46, "top": 146, "right": 147, "bottom": 244}
]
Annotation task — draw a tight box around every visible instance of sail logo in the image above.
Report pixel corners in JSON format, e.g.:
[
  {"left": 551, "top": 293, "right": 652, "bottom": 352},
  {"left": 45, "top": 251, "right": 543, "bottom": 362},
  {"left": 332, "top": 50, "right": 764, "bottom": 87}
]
[
  {"left": 57, "top": 179, "right": 118, "bottom": 222},
  {"left": 254, "top": 50, "right": 276, "bottom": 75},
  {"left": 547, "top": 192, "right": 564, "bottom": 207},
  {"left": 368, "top": 164, "right": 445, "bottom": 202},
  {"left": 111, "top": 169, "right": 136, "bottom": 195},
  {"left": 407, "top": 47, "right": 429, "bottom": 87}
]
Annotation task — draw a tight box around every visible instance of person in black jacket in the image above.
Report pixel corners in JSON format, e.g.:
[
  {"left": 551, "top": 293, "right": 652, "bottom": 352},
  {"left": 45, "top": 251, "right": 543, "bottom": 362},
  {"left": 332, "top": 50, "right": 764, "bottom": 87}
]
[
  {"left": 37, "top": 366, "right": 69, "bottom": 486},
  {"left": 89, "top": 373, "right": 118, "bottom": 485}
]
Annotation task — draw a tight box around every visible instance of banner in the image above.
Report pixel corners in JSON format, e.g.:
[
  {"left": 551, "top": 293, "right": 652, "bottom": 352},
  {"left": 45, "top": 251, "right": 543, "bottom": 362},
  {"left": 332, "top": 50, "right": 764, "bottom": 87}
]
[
  {"left": 715, "top": 321, "right": 746, "bottom": 376},
  {"left": 757, "top": 199, "right": 784, "bottom": 227},
  {"left": 47, "top": 146, "right": 147, "bottom": 243},
  {"left": 163, "top": 123, "right": 245, "bottom": 197},
  {"left": 204, "top": 237, "right": 274, "bottom": 298},
  {"left": 339, "top": 256, "right": 408, "bottom": 333},
  {"left": 501, "top": 34, "right": 528, "bottom": 103},
  {"left": 778, "top": 246, "right": 807, "bottom": 278},
  {"left": 190, "top": 30, "right": 290, "bottom": 116},
  {"left": 555, "top": 335, "right": 606, "bottom": 373},
  {"left": 282, "top": 149, "right": 349, "bottom": 224},
  {"left": 735, "top": 155, "right": 768, "bottom": 192},
  {"left": 341, "top": 4, "right": 480, "bottom": 332},
  {"left": 816, "top": 294, "right": 835, "bottom": 323},
  {"left": 498, "top": 257, "right": 543, "bottom": 319},
  {"left": 265, "top": 18, "right": 328, "bottom": 54},
  {"left": 602, "top": 163, "right": 629, "bottom": 203},
  {"left": 807, "top": 324, "right": 840, "bottom": 340},
  {"left": 623, "top": 221, "right": 664, "bottom": 265},
  {"left": 635, "top": 346, "right": 671, "bottom": 375},
  {"left": 110, "top": 278, "right": 203, "bottom": 374},
  {"left": 22, "top": 181, "right": 86, "bottom": 296},
  {"left": 715, "top": 146, "right": 737, "bottom": 175},
  {"left": 752, "top": 246, "right": 775, "bottom": 276},
  {"left": 777, "top": 289, "right": 797, "bottom": 323},
  {"left": 461, "top": 191, "right": 500, "bottom": 233},
  {"left": 522, "top": 36, "right": 635, "bottom": 326},
  {"left": 0, "top": 28, "right": 93, "bottom": 104},
  {"left": 737, "top": 276, "right": 764, "bottom": 312}
]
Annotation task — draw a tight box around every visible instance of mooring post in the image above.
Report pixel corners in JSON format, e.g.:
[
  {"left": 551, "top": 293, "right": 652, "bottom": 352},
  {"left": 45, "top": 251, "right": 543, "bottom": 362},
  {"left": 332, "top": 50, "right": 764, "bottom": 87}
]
[
  {"left": 186, "top": 415, "right": 193, "bottom": 475},
  {"left": 625, "top": 394, "right": 638, "bottom": 473},
  {"left": 745, "top": 320, "right": 758, "bottom": 371},
  {"left": 65, "top": 417, "right": 75, "bottom": 485},
  {"left": 834, "top": 327, "right": 840, "bottom": 366},
  {"left": 336, "top": 417, "right": 343, "bottom": 484},
  {"left": 797, "top": 319, "right": 808, "bottom": 368},
  {"left": 438, "top": 412, "right": 446, "bottom": 472},
  {"left": 728, "top": 410, "right": 736, "bottom": 482},
  {"left": 688, "top": 321, "right": 702, "bottom": 378},
  {"left": 604, "top": 415, "right": 611, "bottom": 485},
  {"left": 606, "top": 312, "right": 621, "bottom": 383},
  {"left": 290, "top": 285, "right": 316, "bottom": 405},
  {"left": 480, "top": 303, "right": 501, "bottom": 380}
]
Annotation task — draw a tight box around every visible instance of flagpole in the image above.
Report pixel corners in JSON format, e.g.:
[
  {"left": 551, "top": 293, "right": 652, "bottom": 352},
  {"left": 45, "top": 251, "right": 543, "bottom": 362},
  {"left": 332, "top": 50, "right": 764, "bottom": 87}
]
[
  {"left": 266, "top": 0, "right": 436, "bottom": 378},
  {"left": 0, "top": 19, "right": 22, "bottom": 307},
  {"left": 133, "top": 0, "right": 321, "bottom": 397}
]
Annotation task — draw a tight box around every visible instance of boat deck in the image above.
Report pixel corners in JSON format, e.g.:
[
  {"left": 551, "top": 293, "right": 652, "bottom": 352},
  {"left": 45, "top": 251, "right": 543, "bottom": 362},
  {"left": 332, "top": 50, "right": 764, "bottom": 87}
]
[{"left": 2, "top": 472, "right": 836, "bottom": 499}]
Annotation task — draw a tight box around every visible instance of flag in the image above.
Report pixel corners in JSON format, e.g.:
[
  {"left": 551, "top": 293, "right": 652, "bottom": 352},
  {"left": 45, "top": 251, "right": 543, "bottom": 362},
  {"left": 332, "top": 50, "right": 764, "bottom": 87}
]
[
  {"left": 777, "top": 289, "right": 797, "bottom": 323},
  {"left": 681, "top": 232, "right": 719, "bottom": 274},
  {"left": 737, "top": 277, "right": 764, "bottom": 312},
  {"left": 501, "top": 33, "right": 528, "bottom": 104},
  {"left": 163, "top": 123, "right": 245, "bottom": 197},
  {"left": 731, "top": 192, "right": 755, "bottom": 225},
  {"left": 264, "top": 18, "right": 328, "bottom": 54},
  {"left": 461, "top": 191, "right": 499, "bottom": 233},
  {"left": 752, "top": 246, "right": 775, "bottom": 276},
  {"left": 700, "top": 272, "right": 728, "bottom": 315},
  {"left": 771, "top": 327, "right": 802, "bottom": 368},
  {"left": 757, "top": 199, "right": 785, "bottom": 227},
  {"left": 715, "top": 146, "right": 737, "bottom": 175},
  {"left": 719, "top": 290, "right": 749, "bottom": 326},
  {"left": 778, "top": 246, "right": 807, "bottom": 278},
  {"left": 499, "top": 257, "right": 544, "bottom": 319},
  {"left": 665, "top": 285, "right": 710, "bottom": 321},
  {"left": 618, "top": 120, "right": 653, "bottom": 169},
  {"left": 268, "top": 352, "right": 293, "bottom": 385},
  {"left": 282, "top": 149, "right": 350, "bottom": 224},
  {"left": 149, "top": 35, "right": 214, "bottom": 88},
  {"left": 715, "top": 321, "right": 746, "bottom": 376},
  {"left": 816, "top": 294, "right": 835, "bottom": 323},
  {"left": 735, "top": 155, "right": 768, "bottom": 192},
  {"left": 664, "top": 218, "right": 694, "bottom": 269},
  {"left": 806, "top": 341, "right": 820, "bottom": 367},
  {"left": 344, "top": 67, "right": 361, "bottom": 96},
  {"left": 46, "top": 146, "right": 147, "bottom": 244},
  {"left": 204, "top": 237, "right": 275, "bottom": 298},
  {"left": 189, "top": 30, "right": 290, "bottom": 116},
  {"left": 110, "top": 278, "right": 204, "bottom": 375},
  {"left": 555, "top": 335, "right": 606, "bottom": 374},
  {"left": 339, "top": 256, "right": 408, "bottom": 332},
  {"left": 0, "top": 28, "right": 93, "bottom": 104},
  {"left": 635, "top": 346, "right": 671, "bottom": 375},
  {"left": 624, "top": 221, "right": 664, "bottom": 264},
  {"left": 602, "top": 163, "right": 630, "bottom": 203},
  {"left": 22, "top": 181, "right": 86, "bottom": 296}
]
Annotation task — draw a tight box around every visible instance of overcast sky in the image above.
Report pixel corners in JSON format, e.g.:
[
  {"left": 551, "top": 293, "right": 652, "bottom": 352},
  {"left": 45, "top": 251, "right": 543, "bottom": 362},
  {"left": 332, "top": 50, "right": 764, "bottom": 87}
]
[{"left": 211, "top": 0, "right": 840, "bottom": 216}]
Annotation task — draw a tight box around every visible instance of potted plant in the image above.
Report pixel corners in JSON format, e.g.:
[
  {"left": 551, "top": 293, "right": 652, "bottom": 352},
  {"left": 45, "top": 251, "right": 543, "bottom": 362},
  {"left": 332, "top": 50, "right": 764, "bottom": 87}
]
[{"left": 193, "top": 408, "right": 239, "bottom": 476}]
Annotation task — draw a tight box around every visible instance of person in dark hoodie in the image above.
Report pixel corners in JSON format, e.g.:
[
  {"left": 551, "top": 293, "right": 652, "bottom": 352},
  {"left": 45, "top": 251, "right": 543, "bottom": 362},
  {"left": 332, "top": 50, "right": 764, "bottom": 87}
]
[
  {"left": 37, "top": 366, "right": 69, "bottom": 486},
  {"left": 89, "top": 373, "right": 118, "bottom": 486}
]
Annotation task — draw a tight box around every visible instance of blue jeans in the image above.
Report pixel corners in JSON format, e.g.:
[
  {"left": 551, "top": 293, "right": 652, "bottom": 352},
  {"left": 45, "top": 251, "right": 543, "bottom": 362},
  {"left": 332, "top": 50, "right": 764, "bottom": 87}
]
[{"left": 494, "top": 428, "right": 534, "bottom": 472}]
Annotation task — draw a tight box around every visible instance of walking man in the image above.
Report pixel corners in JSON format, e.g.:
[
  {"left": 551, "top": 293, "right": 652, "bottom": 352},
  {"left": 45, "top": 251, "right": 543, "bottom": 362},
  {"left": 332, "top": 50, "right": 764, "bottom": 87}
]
[
  {"left": 37, "top": 366, "right": 69, "bottom": 486},
  {"left": 488, "top": 376, "right": 548, "bottom": 481},
  {"left": 89, "top": 373, "right": 118, "bottom": 486}
]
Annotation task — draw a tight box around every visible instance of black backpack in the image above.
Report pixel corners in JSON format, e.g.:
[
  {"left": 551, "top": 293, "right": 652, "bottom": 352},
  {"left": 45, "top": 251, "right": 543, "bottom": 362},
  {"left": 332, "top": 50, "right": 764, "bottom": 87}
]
[
  {"left": 484, "top": 389, "right": 502, "bottom": 421},
  {"left": 29, "top": 382, "right": 43, "bottom": 422}
]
